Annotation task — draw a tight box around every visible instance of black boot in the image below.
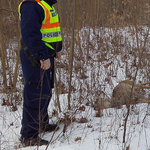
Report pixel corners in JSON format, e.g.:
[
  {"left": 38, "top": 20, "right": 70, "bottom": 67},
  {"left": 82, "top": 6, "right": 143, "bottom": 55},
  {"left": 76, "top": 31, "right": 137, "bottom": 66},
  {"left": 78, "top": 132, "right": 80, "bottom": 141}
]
[{"left": 20, "top": 136, "right": 48, "bottom": 147}]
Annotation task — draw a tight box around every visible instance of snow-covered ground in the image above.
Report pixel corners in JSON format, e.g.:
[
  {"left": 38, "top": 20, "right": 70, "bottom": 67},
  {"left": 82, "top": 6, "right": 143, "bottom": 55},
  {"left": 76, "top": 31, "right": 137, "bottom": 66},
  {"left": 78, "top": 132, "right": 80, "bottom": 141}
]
[
  {"left": 1, "top": 96, "right": 150, "bottom": 150},
  {"left": 1, "top": 26, "right": 150, "bottom": 150}
]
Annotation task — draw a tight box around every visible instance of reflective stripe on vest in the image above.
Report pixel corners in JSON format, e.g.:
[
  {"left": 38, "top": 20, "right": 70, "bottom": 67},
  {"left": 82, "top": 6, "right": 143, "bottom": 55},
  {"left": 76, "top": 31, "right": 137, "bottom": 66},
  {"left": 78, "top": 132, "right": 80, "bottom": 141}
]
[{"left": 18, "top": 0, "right": 62, "bottom": 50}]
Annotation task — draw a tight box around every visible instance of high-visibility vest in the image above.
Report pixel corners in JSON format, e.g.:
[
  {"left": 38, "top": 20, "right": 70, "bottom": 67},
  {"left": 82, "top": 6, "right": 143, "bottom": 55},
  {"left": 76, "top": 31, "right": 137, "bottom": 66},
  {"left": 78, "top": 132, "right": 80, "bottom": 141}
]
[{"left": 18, "top": 0, "right": 62, "bottom": 50}]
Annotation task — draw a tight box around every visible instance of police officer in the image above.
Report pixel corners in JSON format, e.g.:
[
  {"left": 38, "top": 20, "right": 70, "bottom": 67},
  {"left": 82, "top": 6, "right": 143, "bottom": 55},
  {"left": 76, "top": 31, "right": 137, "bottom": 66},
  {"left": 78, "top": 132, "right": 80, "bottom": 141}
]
[{"left": 18, "top": 0, "right": 62, "bottom": 146}]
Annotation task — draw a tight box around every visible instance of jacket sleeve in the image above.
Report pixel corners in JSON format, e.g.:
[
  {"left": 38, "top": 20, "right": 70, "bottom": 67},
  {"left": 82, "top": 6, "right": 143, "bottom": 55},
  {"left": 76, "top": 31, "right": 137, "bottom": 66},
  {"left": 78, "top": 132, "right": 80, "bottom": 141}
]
[{"left": 20, "top": 2, "right": 49, "bottom": 60}]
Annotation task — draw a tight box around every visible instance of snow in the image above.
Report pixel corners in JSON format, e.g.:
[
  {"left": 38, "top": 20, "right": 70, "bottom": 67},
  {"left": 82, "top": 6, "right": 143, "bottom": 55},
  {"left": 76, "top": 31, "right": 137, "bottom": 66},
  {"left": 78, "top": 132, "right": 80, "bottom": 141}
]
[
  {"left": 1, "top": 98, "right": 150, "bottom": 150},
  {"left": 1, "top": 26, "right": 150, "bottom": 150}
]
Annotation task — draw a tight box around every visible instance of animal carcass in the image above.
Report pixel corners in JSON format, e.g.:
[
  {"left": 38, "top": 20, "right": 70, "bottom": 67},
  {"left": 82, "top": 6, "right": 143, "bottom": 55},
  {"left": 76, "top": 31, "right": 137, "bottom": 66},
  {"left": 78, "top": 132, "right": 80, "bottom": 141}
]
[{"left": 111, "top": 80, "right": 147, "bottom": 107}]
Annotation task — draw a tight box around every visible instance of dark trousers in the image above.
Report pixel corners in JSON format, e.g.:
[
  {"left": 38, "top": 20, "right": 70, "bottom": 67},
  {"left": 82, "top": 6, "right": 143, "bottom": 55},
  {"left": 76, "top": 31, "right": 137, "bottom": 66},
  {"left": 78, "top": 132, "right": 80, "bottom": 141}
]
[{"left": 20, "top": 49, "right": 53, "bottom": 138}]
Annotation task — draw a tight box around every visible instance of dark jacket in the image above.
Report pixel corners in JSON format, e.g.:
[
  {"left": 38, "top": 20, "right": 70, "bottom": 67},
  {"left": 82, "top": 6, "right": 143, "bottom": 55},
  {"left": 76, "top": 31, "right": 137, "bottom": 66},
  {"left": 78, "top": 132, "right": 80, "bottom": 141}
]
[{"left": 20, "top": 0, "right": 62, "bottom": 61}]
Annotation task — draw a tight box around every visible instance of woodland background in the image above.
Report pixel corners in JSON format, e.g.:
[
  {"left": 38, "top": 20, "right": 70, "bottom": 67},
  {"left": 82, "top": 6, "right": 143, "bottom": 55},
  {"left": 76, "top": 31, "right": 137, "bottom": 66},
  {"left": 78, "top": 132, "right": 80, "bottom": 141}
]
[
  {"left": 1, "top": 0, "right": 150, "bottom": 149},
  {"left": 1, "top": 0, "right": 150, "bottom": 105}
]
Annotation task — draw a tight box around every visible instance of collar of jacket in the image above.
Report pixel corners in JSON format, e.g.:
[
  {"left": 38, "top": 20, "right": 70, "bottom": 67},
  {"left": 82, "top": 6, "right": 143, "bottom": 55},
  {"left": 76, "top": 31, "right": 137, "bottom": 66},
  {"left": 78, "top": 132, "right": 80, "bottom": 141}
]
[
  {"left": 22, "top": 0, "right": 57, "bottom": 6},
  {"left": 43, "top": 0, "right": 57, "bottom": 5}
]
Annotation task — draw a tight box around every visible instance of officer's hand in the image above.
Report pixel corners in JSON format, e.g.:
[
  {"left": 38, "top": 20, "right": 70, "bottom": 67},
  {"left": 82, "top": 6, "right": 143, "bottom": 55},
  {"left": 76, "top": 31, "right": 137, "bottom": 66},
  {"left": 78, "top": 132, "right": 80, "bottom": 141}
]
[
  {"left": 40, "top": 59, "right": 51, "bottom": 70},
  {"left": 56, "top": 51, "right": 61, "bottom": 59}
]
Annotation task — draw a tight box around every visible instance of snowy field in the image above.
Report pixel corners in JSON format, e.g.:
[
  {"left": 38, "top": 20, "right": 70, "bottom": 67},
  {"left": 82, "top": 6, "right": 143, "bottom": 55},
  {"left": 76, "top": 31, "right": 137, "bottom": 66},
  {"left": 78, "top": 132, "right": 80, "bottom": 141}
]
[
  {"left": 1, "top": 26, "right": 150, "bottom": 150},
  {"left": 0, "top": 98, "right": 150, "bottom": 150}
]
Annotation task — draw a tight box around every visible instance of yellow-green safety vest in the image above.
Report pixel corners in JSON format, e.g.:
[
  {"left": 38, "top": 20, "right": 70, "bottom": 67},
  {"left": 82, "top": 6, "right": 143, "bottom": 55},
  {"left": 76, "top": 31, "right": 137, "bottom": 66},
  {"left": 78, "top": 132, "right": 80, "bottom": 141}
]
[{"left": 18, "top": 0, "right": 62, "bottom": 50}]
